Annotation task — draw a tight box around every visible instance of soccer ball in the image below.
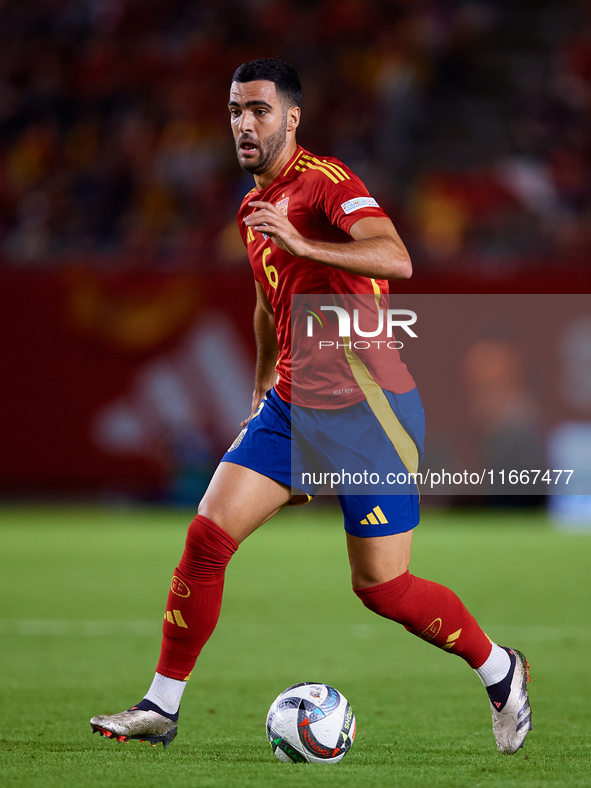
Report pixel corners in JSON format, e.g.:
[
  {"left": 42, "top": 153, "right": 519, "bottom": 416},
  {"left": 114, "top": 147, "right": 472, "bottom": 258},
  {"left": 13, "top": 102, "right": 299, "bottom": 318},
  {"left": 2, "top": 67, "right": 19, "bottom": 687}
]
[{"left": 266, "top": 682, "right": 356, "bottom": 764}]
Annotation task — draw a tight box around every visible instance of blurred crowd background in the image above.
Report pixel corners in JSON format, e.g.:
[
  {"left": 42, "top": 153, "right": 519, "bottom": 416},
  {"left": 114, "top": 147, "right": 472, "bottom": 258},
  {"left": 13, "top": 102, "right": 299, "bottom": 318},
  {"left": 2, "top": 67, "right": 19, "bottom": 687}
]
[
  {"left": 1, "top": 0, "right": 590, "bottom": 514},
  {"left": 1, "top": 0, "right": 591, "bottom": 271}
]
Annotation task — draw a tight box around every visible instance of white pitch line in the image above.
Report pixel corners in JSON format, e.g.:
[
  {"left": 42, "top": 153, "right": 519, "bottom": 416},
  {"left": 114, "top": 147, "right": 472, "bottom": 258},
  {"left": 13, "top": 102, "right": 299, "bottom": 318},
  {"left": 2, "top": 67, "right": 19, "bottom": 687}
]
[
  {"left": 0, "top": 619, "right": 159, "bottom": 636},
  {"left": 0, "top": 620, "right": 589, "bottom": 641},
  {"left": 480, "top": 624, "right": 591, "bottom": 642}
]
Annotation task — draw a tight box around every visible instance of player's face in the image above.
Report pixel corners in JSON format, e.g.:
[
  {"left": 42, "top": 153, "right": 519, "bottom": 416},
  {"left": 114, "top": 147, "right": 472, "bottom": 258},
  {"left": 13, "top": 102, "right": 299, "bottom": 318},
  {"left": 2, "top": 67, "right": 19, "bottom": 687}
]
[{"left": 228, "top": 80, "right": 291, "bottom": 175}]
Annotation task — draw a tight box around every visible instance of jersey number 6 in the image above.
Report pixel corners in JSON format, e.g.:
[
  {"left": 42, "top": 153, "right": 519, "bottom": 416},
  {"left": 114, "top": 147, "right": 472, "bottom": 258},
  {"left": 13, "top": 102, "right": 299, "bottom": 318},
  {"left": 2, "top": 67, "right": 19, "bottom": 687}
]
[{"left": 262, "top": 248, "right": 278, "bottom": 289}]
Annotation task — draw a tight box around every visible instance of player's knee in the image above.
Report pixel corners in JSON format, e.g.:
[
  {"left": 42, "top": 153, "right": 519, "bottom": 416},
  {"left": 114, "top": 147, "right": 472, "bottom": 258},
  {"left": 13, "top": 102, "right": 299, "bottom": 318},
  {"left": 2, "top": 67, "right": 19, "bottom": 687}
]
[
  {"left": 182, "top": 515, "right": 238, "bottom": 575},
  {"left": 197, "top": 496, "right": 228, "bottom": 533},
  {"left": 349, "top": 562, "right": 409, "bottom": 594},
  {"left": 352, "top": 570, "right": 412, "bottom": 617}
]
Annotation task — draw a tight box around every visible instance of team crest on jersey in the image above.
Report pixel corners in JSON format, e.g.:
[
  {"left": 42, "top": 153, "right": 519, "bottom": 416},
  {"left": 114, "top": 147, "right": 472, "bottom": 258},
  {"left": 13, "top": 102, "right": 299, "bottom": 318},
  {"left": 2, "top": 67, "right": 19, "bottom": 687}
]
[{"left": 275, "top": 197, "right": 289, "bottom": 217}]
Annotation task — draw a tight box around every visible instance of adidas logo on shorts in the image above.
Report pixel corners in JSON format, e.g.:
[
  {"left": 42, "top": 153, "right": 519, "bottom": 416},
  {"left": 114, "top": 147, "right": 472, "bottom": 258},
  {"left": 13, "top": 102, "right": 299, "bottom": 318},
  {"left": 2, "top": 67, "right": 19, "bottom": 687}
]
[{"left": 360, "top": 506, "right": 388, "bottom": 526}]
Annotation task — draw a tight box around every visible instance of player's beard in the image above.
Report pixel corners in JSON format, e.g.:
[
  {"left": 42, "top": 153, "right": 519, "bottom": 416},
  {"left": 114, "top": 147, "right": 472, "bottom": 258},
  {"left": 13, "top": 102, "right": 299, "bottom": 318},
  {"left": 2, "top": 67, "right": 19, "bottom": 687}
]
[{"left": 237, "top": 113, "right": 288, "bottom": 175}]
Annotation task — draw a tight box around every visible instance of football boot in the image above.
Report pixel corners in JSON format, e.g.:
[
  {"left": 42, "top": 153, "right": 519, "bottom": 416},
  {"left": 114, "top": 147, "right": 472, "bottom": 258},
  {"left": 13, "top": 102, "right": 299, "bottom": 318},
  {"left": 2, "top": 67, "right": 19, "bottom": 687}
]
[
  {"left": 487, "top": 647, "right": 532, "bottom": 754},
  {"left": 90, "top": 700, "right": 178, "bottom": 749}
]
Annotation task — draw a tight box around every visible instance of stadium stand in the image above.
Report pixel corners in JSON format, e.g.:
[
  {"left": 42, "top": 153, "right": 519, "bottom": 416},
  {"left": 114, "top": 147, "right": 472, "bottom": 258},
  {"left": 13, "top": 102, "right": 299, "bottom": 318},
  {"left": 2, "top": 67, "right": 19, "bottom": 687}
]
[{"left": 0, "top": 0, "right": 589, "bottom": 271}]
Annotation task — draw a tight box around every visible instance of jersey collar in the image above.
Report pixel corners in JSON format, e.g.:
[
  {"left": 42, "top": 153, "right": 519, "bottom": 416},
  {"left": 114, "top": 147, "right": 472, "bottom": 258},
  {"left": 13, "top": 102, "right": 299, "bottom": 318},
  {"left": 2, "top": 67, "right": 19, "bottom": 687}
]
[
  {"left": 279, "top": 145, "right": 306, "bottom": 181},
  {"left": 254, "top": 146, "right": 306, "bottom": 194}
]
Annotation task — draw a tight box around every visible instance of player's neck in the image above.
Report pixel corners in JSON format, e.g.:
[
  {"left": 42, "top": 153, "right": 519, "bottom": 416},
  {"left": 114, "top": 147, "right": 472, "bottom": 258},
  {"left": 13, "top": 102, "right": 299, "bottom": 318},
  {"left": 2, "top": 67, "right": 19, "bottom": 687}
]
[{"left": 253, "top": 140, "right": 299, "bottom": 190}]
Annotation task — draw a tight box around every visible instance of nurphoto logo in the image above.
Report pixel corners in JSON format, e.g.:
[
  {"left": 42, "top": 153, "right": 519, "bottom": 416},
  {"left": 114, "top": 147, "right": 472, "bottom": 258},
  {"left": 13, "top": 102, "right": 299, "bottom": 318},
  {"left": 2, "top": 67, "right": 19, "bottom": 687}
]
[{"left": 305, "top": 305, "right": 418, "bottom": 350}]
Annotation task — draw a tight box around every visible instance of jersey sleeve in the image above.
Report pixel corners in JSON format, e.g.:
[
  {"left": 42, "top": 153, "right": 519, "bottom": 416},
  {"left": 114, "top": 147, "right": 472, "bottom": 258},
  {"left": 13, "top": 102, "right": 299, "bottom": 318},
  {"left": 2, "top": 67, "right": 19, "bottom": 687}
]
[{"left": 312, "top": 161, "right": 389, "bottom": 235}]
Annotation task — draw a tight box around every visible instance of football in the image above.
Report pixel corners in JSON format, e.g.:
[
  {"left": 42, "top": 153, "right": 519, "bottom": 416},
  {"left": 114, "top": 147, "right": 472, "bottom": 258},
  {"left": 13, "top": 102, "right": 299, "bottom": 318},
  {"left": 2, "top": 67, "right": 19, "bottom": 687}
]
[{"left": 265, "top": 682, "right": 356, "bottom": 763}]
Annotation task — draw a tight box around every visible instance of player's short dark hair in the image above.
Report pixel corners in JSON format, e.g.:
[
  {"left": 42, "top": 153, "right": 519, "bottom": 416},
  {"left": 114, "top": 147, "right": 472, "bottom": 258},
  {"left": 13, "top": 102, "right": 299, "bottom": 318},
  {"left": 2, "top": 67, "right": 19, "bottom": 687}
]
[{"left": 231, "top": 58, "right": 302, "bottom": 108}]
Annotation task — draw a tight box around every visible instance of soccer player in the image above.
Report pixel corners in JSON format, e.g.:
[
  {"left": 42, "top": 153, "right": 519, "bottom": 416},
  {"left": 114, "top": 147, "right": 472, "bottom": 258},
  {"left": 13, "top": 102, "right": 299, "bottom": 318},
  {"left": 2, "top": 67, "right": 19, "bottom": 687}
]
[{"left": 90, "top": 59, "right": 531, "bottom": 755}]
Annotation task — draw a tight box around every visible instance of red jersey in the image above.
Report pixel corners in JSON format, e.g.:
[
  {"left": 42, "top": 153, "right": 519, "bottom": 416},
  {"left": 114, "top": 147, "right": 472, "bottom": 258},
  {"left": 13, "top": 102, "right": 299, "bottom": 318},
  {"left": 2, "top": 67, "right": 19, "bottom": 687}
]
[{"left": 237, "top": 146, "right": 415, "bottom": 408}]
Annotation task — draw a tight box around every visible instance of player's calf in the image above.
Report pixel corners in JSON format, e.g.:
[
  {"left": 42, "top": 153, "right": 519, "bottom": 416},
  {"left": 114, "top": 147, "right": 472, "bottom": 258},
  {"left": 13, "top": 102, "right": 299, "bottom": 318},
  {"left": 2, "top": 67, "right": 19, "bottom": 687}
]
[
  {"left": 157, "top": 514, "right": 238, "bottom": 680},
  {"left": 353, "top": 570, "right": 492, "bottom": 666}
]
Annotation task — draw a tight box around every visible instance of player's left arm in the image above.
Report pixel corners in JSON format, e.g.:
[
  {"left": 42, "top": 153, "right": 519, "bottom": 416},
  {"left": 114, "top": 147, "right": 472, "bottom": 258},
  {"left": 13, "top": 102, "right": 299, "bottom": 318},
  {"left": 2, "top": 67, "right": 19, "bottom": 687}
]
[{"left": 244, "top": 202, "right": 411, "bottom": 280}]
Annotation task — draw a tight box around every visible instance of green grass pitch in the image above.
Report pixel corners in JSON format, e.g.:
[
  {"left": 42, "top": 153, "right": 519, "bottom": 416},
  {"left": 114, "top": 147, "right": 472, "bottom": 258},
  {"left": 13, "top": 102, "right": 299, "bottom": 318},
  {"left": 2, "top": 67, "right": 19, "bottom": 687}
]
[{"left": 1, "top": 504, "right": 590, "bottom": 787}]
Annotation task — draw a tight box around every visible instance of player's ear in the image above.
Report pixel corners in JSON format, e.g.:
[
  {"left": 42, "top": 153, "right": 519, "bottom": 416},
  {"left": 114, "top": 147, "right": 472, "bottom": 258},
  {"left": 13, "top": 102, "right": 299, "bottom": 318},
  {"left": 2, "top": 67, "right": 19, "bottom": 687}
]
[{"left": 287, "top": 106, "right": 300, "bottom": 131}]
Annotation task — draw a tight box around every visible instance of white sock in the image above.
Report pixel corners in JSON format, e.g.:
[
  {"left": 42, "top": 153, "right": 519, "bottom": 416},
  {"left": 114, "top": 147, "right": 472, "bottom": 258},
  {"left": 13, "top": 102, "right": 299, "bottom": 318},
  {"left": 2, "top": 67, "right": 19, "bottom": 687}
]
[
  {"left": 144, "top": 673, "right": 187, "bottom": 715},
  {"left": 475, "top": 642, "right": 511, "bottom": 687}
]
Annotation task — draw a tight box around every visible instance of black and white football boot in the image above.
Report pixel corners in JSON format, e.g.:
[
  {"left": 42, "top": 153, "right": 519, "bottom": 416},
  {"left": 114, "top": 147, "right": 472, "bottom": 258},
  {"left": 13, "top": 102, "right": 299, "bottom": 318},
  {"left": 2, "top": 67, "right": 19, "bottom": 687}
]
[{"left": 486, "top": 647, "right": 532, "bottom": 754}]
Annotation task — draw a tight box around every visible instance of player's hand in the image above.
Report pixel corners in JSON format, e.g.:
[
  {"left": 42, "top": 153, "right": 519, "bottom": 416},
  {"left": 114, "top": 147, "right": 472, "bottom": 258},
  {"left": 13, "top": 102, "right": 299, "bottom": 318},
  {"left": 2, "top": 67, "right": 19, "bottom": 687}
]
[
  {"left": 240, "top": 388, "right": 266, "bottom": 428},
  {"left": 244, "top": 201, "right": 309, "bottom": 257},
  {"left": 240, "top": 407, "right": 256, "bottom": 429}
]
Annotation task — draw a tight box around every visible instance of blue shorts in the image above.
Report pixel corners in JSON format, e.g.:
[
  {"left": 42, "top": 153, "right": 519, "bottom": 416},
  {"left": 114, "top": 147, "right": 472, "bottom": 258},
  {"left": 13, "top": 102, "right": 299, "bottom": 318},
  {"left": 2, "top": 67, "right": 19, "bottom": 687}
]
[{"left": 222, "top": 387, "right": 425, "bottom": 537}]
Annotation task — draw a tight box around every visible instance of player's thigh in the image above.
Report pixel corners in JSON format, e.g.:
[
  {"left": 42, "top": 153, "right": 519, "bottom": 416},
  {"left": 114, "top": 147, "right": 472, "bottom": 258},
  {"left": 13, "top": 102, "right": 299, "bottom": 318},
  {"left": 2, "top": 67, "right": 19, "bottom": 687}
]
[
  {"left": 346, "top": 530, "right": 413, "bottom": 589},
  {"left": 198, "top": 461, "right": 293, "bottom": 543}
]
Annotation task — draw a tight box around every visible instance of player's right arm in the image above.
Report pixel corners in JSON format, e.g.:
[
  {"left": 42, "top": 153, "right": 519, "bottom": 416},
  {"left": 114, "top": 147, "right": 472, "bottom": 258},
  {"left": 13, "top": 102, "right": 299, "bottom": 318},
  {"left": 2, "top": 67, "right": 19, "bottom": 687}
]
[{"left": 241, "top": 281, "right": 279, "bottom": 427}]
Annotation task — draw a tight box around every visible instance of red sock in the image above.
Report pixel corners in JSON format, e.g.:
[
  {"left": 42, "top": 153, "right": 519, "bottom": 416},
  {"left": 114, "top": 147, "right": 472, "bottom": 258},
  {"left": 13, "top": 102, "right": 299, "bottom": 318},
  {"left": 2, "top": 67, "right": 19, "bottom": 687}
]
[
  {"left": 354, "top": 571, "right": 492, "bottom": 669},
  {"left": 156, "top": 515, "right": 238, "bottom": 681}
]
